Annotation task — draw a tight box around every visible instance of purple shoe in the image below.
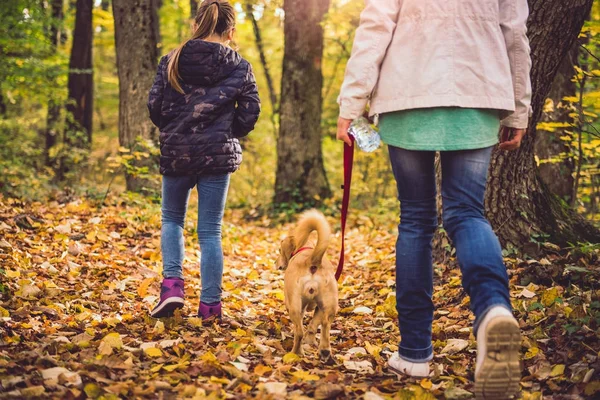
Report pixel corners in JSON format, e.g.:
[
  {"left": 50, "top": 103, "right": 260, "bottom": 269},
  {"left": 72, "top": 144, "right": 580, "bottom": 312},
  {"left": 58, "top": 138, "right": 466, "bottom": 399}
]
[
  {"left": 150, "top": 278, "right": 184, "bottom": 318},
  {"left": 198, "top": 301, "right": 222, "bottom": 320}
]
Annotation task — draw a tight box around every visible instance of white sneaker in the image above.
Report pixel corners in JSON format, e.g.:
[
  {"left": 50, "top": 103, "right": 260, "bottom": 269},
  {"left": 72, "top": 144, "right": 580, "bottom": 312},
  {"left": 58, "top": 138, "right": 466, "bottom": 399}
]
[
  {"left": 474, "top": 306, "right": 521, "bottom": 399},
  {"left": 388, "top": 352, "right": 431, "bottom": 378}
]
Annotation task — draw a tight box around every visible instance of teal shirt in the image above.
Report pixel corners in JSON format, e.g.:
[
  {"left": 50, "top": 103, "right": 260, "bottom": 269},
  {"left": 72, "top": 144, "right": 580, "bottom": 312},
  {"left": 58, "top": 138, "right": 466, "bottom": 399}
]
[{"left": 379, "top": 108, "right": 500, "bottom": 151}]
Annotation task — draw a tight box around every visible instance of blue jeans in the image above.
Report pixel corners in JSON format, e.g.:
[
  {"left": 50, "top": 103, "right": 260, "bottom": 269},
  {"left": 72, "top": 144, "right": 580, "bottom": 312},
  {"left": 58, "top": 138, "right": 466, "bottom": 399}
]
[
  {"left": 388, "top": 146, "right": 511, "bottom": 362},
  {"left": 161, "top": 174, "right": 230, "bottom": 305}
]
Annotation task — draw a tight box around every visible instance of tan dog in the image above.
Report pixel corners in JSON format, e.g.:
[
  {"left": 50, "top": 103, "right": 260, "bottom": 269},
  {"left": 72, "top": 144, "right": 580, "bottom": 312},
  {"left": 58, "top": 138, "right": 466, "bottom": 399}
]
[{"left": 276, "top": 210, "right": 339, "bottom": 361}]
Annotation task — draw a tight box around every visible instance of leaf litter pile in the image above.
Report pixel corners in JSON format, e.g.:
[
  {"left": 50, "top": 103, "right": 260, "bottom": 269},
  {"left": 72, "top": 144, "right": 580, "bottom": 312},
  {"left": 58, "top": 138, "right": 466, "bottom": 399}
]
[{"left": 0, "top": 195, "right": 599, "bottom": 399}]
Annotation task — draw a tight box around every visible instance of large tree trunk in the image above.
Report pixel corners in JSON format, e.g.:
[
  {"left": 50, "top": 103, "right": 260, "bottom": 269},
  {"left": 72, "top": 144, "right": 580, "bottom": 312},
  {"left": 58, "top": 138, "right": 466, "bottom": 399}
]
[
  {"left": 534, "top": 45, "right": 578, "bottom": 201},
  {"left": 274, "top": 0, "right": 331, "bottom": 206},
  {"left": 65, "top": 0, "right": 93, "bottom": 147},
  {"left": 112, "top": 0, "right": 160, "bottom": 192},
  {"left": 45, "top": 0, "right": 64, "bottom": 166},
  {"left": 485, "top": 0, "right": 600, "bottom": 251}
]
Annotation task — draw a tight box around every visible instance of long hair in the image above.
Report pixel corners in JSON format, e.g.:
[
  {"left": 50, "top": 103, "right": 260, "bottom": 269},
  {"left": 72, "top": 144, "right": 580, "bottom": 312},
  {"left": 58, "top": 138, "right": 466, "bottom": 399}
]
[{"left": 167, "top": 0, "right": 236, "bottom": 93}]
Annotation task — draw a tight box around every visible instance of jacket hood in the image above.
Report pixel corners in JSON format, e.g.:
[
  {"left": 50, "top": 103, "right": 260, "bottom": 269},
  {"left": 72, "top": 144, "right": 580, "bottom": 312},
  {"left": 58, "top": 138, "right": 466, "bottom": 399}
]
[{"left": 178, "top": 39, "right": 242, "bottom": 86}]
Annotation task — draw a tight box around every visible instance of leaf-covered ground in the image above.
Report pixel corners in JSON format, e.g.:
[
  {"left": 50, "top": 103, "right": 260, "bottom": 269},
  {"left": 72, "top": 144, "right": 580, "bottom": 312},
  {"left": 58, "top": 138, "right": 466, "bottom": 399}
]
[{"left": 0, "top": 195, "right": 599, "bottom": 399}]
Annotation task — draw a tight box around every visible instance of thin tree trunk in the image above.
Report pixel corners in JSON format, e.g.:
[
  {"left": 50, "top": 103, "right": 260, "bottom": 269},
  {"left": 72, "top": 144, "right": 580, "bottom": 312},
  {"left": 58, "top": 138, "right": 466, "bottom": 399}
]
[
  {"left": 274, "top": 0, "right": 332, "bottom": 206},
  {"left": 190, "top": 0, "right": 198, "bottom": 18},
  {"left": 45, "top": 0, "right": 64, "bottom": 166},
  {"left": 485, "top": 0, "right": 600, "bottom": 251},
  {"left": 245, "top": 1, "right": 278, "bottom": 136},
  {"left": 65, "top": 0, "right": 93, "bottom": 147},
  {"left": 112, "top": 0, "right": 160, "bottom": 192},
  {"left": 534, "top": 45, "right": 577, "bottom": 201}
]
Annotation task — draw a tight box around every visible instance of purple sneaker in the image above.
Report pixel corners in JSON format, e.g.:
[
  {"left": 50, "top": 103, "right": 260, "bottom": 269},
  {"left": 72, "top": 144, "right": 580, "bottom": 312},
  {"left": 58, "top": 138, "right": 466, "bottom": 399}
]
[
  {"left": 150, "top": 278, "right": 184, "bottom": 318},
  {"left": 198, "top": 301, "right": 222, "bottom": 320}
]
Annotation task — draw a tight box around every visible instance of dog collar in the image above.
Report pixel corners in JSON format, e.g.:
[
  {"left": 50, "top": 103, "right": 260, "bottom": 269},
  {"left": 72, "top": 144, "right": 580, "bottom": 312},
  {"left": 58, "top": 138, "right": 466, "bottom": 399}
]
[{"left": 291, "top": 247, "right": 313, "bottom": 258}]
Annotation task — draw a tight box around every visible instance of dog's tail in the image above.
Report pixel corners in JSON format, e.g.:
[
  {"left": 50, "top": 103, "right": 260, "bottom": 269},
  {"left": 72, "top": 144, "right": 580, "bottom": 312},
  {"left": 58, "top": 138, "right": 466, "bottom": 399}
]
[{"left": 293, "top": 209, "right": 331, "bottom": 266}]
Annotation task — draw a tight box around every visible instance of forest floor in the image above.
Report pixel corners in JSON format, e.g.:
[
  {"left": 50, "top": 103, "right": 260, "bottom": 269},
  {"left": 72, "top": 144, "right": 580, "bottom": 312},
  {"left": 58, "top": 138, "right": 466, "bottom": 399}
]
[{"left": 0, "top": 195, "right": 599, "bottom": 399}]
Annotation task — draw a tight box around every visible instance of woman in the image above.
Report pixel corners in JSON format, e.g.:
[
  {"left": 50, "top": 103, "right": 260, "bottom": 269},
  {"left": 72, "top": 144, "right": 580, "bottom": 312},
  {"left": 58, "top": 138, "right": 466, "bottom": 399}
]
[{"left": 337, "top": 1, "right": 530, "bottom": 398}]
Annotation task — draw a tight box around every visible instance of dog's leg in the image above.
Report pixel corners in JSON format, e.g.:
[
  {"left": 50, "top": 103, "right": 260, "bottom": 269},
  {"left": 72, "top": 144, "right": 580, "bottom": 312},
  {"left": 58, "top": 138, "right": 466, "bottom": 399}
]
[
  {"left": 318, "top": 308, "right": 335, "bottom": 361},
  {"left": 289, "top": 303, "right": 305, "bottom": 356},
  {"left": 305, "top": 306, "right": 323, "bottom": 346}
]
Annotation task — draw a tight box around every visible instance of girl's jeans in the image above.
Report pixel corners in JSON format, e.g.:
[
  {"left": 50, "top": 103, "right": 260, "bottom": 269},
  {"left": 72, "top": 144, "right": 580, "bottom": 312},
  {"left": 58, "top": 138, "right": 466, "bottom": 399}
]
[
  {"left": 388, "top": 145, "right": 511, "bottom": 362},
  {"left": 161, "top": 173, "right": 230, "bottom": 305}
]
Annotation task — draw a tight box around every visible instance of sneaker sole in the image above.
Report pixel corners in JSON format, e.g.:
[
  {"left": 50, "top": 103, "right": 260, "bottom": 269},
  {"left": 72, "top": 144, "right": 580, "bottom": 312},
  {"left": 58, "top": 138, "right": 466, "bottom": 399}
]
[
  {"left": 150, "top": 297, "right": 184, "bottom": 318},
  {"left": 475, "top": 316, "right": 521, "bottom": 399}
]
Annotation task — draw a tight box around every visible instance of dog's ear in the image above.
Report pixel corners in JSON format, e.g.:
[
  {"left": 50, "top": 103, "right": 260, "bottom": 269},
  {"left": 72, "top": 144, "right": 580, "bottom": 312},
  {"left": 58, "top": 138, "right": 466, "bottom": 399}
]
[{"left": 276, "top": 236, "right": 296, "bottom": 270}]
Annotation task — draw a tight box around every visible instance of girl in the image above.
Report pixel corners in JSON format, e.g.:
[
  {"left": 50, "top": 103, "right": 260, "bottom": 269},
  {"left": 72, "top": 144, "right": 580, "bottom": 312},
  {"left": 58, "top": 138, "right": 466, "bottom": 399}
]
[
  {"left": 148, "top": 0, "right": 260, "bottom": 320},
  {"left": 337, "top": 0, "right": 530, "bottom": 398}
]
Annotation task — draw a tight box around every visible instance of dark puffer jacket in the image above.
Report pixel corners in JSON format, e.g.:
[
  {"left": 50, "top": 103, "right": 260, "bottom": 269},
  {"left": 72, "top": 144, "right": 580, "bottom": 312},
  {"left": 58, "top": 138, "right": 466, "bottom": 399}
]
[{"left": 148, "top": 40, "right": 261, "bottom": 176}]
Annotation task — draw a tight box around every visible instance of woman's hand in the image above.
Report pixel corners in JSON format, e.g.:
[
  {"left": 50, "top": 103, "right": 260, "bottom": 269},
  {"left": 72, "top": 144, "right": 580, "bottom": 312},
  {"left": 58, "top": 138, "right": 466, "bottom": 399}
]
[
  {"left": 337, "top": 117, "right": 353, "bottom": 146},
  {"left": 499, "top": 126, "right": 527, "bottom": 151}
]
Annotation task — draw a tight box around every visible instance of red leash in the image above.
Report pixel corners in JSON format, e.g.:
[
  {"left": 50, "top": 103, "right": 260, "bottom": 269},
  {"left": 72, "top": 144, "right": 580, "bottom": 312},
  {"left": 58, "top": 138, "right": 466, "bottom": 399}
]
[{"left": 336, "top": 136, "right": 355, "bottom": 281}]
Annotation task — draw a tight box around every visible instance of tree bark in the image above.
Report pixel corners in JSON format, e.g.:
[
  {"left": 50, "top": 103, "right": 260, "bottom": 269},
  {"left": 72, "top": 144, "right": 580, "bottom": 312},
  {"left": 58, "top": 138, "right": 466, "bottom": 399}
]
[
  {"left": 485, "top": 0, "right": 600, "bottom": 250},
  {"left": 534, "top": 45, "right": 577, "bottom": 201},
  {"left": 190, "top": 0, "right": 198, "bottom": 18},
  {"left": 45, "top": 0, "right": 64, "bottom": 166},
  {"left": 65, "top": 0, "right": 93, "bottom": 147},
  {"left": 112, "top": 0, "right": 160, "bottom": 192},
  {"left": 274, "top": 0, "right": 331, "bottom": 206}
]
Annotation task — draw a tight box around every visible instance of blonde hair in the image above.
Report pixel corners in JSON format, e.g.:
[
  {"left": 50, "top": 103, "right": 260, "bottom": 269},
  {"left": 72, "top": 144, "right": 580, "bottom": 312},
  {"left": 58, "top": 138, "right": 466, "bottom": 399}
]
[{"left": 167, "top": 0, "right": 236, "bottom": 93}]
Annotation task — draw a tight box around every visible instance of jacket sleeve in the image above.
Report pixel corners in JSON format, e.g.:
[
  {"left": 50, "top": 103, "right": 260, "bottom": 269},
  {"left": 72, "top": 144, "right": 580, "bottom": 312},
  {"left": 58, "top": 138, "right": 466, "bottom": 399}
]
[
  {"left": 337, "top": 0, "right": 402, "bottom": 120},
  {"left": 499, "top": 0, "right": 532, "bottom": 129},
  {"left": 233, "top": 63, "right": 261, "bottom": 138},
  {"left": 148, "top": 55, "right": 169, "bottom": 128}
]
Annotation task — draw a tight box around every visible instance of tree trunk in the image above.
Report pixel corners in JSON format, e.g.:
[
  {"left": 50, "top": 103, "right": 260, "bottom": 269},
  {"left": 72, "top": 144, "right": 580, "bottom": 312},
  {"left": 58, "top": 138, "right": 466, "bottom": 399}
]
[
  {"left": 65, "top": 0, "right": 93, "bottom": 147},
  {"left": 485, "top": 0, "right": 600, "bottom": 251},
  {"left": 190, "top": 0, "right": 198, "bottom": 18},
  {"left": 45, "top": 0, "right": 64, "bottom": 166},
  {"left": 246, "top": 1, "right": 278, "bottom": 135},
  {"left": 534, "top": 45, "right": 577, "bottom": 201},
  {"left": 112, "top": 0, "right": 160, "bottom": 192},
  {"left": 274, "top": 0, "right": 331, "bottom": 206}
]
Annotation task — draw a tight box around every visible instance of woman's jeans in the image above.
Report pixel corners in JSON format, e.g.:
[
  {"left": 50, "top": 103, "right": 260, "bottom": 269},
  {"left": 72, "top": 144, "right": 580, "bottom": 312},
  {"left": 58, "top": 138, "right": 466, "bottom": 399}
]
[
  {"left": 388, "top": 146, "right": 511, "bottom": 362},
  {"left": 161, "top": 174, "right": 230, "bottom": 305}
]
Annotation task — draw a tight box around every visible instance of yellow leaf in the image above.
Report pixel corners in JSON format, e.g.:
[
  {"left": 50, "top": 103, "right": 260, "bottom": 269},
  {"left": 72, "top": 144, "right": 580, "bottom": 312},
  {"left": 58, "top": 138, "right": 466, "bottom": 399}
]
[
  {"left": 150, "top": 364, "right": 163, "bottom": 372},
  {"left": 188, "top": 317, "right": 203, "bottom": 328},
  {"left": 99, "top": 332, "right": 122, "bottom": 356},
  {"left": 550, "top": 364, "right": 565, "bottom": 377},
  {"left": 420, "top": 378, "right": 433, "bottom": 390},
  {"left": 524, "top": 347, "right": 539, "bottom": 360},
  {"left": 364, "top": 341, "right": 381, "bottom": 358},
  {"left": 291, "top": 370, "right": 320, "bottom": 381},
  {"left": 210, "top": 376, "right": 230, "bottom": 385},
  {"left": 144, "top": 347, "right": 163, "bottom": 358},
  {"left": 137, "top": 278, "right": 154, "bottom": 298},
  {"left": 153, "top": 320, "right": 165, "bottom": 334},
  {"left": 541, "top": 287, "right": 559, "bottom": 307},
  {"left": 0, "top": 306, "right": 9, "bottom": 317},
  {"left": 254, "top": 365, "right": 272, "bottom": 376},
  {"left": 163, "top": 364, "right": 179, "bottom": 372},
  {"left": 5, "top": 270, "right": 20, "bottom": 278},
  {"left": 201, "top": 351, "right": 217, "bottom": 363},
  {"left": 282, "top": 352, "right": 301, "bottom": 364}
]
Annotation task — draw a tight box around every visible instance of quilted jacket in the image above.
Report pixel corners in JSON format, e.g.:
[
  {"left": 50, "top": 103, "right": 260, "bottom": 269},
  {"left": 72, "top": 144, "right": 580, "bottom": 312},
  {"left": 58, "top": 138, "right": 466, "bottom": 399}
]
[
  {"left": 148, "top": 40, "right": 261, "bottom": 176},
  {"left": 338, "top": 0, "right": 532, "bottom": 129}
]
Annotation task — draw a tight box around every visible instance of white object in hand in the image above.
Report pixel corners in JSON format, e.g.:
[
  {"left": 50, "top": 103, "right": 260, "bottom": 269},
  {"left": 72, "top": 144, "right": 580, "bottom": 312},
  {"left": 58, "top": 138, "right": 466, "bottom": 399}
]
[{"left": 348, "top": 117, "right": 381, "bottom": 153}]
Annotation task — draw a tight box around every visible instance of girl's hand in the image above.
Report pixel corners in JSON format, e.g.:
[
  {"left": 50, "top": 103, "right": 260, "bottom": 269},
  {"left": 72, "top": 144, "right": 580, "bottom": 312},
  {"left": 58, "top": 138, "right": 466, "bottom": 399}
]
[
  {"left": 499, "top": 126, "right": 527, "bottom": 151},
  {"left": 337, "top": 117, "right": 353, "bottom": 146}
]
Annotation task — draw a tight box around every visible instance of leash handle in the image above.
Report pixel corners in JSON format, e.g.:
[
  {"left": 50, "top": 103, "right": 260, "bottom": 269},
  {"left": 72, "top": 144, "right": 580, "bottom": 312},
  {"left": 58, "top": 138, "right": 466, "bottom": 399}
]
[{"left": 336, "top": 136, "right": 354, "bottom": 281}]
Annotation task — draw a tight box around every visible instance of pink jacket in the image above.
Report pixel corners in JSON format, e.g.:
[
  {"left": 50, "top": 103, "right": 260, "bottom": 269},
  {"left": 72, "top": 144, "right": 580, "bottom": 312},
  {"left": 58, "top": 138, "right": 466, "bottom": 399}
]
[{"left": 338, "top": 0, "right": 532, "bottom": 129}]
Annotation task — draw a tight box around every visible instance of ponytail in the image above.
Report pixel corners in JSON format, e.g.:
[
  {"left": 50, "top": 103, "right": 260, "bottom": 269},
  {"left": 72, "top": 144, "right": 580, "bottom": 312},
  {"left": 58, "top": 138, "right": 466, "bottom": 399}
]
[{"left": 167, "top": 1, "right": 236, "bottom": 94}]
